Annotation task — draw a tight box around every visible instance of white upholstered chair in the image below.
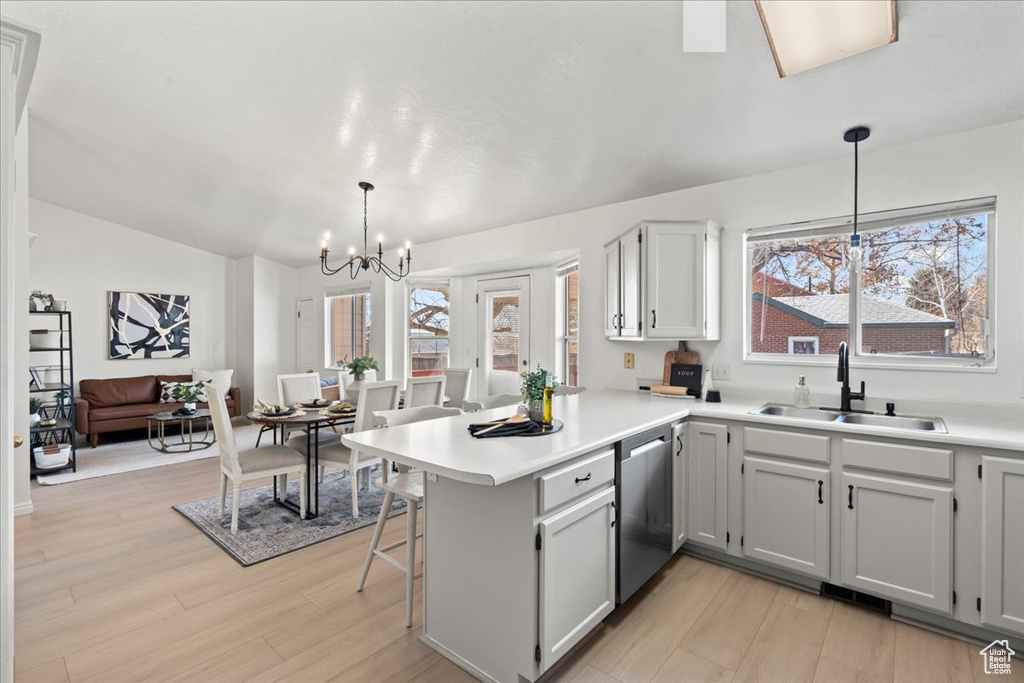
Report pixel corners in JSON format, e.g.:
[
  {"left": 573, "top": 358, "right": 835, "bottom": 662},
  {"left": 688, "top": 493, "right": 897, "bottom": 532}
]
[
  {"left": 287, "top": 380, "right": 400, "bottom": 517},
  {"left": 404, "top": 375, "right": 446, "bottom": 409},
  {"left": 554, "top": 385, "right": 587, "bottom": 396},
  {"left": 276, "top": 372, "right": 323, "bottom": 440},
  {"left": 358, "top": 405, "right": 463, "bottom": 627},
  {"left": 462, "top": 393, "right": 522, "bottom": 412},
  {"left": 341, "top": 369, "right": 378, "bottom": 402},
  {"left": 442, "top": 368, "right": 473, "bottom": 410},
  {"left": 208, "top": 384, "right": 307, "bottom": 533}
]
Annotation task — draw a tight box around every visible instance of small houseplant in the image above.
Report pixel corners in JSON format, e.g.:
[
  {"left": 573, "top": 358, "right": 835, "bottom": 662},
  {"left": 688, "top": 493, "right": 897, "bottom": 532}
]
[
  {"left": 342, "top": 355, "right": 379, "bottom": 381},
  {"left": 521, "top": 365, "right": 558, "bottom": 422},
  {"left": 29, "top": 290, "right": 53, "bottom": 312},
  {"left": 29, "top": 397, "right": 43, "bottom": 426},
  {"left": 172, "top": 383, "right": 204, "bottom": 412}
]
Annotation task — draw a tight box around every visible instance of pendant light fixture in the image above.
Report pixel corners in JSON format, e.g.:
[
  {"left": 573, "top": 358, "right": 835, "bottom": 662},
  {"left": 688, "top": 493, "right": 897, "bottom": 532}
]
[
  {"left": 844, "top": 126, "right": 870, "bottom": 266},
  {"left": 320, "top": 181, "right": 411, "bottom": 281}
]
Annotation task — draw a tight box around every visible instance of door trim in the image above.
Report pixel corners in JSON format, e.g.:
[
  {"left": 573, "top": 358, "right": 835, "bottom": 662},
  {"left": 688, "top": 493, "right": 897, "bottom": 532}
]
[{"left": 476, "top": 275, "right": 530, "bottom": 398}]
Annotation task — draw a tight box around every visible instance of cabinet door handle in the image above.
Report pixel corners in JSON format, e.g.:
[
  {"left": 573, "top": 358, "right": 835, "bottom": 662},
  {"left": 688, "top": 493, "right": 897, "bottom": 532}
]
[
  {"left": 575, "top": 472, "right": 592, "bottom": 484},
  {"left": 817, "top": 480, "right": 824, "bottom": 504},
  {"left": 651, "top": 309, "right": 657, "bottom": 328},
  {"left": 675, "top": 435, "right": 682, "bottom": 455},
  {"left": 848, "top": 484, "right": 854, "bottom": 510}
]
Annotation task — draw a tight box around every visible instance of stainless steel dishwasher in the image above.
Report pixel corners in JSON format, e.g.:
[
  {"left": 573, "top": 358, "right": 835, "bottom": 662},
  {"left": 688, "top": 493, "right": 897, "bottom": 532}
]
[{"left": 616, "top": 424, "right": 673, "bottom": 604}]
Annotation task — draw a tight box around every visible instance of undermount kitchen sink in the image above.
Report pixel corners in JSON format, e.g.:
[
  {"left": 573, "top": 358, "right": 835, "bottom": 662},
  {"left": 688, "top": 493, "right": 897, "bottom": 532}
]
[
  {"left": 752, "top": 403, "right": 947, "bottom": 433},
  {"left": 836, "top": 412, "right": 947, "bottom": 433}
]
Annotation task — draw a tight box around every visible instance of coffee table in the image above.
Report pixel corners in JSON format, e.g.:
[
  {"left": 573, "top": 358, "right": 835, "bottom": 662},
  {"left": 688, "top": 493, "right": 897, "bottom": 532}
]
[{"left": 147, "top": 409, "right": 216, "bottom": 453}]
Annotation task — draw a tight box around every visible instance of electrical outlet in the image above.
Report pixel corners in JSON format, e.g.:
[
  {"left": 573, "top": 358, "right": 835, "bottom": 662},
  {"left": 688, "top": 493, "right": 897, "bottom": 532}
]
[
  {"left": 624, "top": 352, "right": 635, "bottom": 369},
  {"left": 712, "top": 363, "right": 731, "bottom": 381}
]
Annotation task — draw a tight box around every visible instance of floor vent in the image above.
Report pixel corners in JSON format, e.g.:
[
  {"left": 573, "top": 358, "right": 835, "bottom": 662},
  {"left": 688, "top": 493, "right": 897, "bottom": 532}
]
[{"left": 820, "top": 583, "right": 892, "bottom": 615}]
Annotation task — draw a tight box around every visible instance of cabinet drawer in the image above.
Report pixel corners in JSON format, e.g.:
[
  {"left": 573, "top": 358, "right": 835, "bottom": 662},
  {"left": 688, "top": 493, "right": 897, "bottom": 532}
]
[
  {"left": 842, "top": 439, "right": 953, "bottom": 481},
  {"left": 744, "top": 427, "right": 830, "bottom": 464},
  {"left": 539, "top": 449, "right": 615, "bottom": 514}
]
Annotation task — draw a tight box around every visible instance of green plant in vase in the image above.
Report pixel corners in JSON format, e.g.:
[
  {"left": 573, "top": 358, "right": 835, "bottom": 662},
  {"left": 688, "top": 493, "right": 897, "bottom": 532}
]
[
  {"left": 29, "top": 397, "right": 44, "bottom": 426},
  {"left": 341, "top": 355, "right": 379, "bottom": 381},
  {"left": 29, "top": 290, "right": 53, "bottom": 312},
  {"left": 521, "top": 365, "right": 558, "bottom": 423},
  {"left": 172, "top": 383, "right": 204, "bottom": 412}
]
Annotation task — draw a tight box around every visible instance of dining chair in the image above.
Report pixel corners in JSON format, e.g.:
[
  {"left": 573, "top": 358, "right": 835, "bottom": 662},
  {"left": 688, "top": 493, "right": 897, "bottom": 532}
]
[
  {"left": 208, "top": 384, "right": 307, "bottom": 533},
  {"left": 275, "top": 372, "right": 323, "bottom": 441},
  {"left": 463, "top": 393, "right": 522, "bottom": 412},
  {"left": 287, "top": 380, "right": 400, "bottom": 517},
  {"left": 404, "top": 376, "right": 446, "bottom": 409},
  {"left": 554, "top": 385, "right": 587, "bottom": 396},
  {"left": 358, "top": 405, "right": 463, "bottom": 627},
  {"left": 443, "top": 368, "right": 473, "bottom": 409},
  {"left": 341, "top": 369, "right": 378, "bottom": 402}
]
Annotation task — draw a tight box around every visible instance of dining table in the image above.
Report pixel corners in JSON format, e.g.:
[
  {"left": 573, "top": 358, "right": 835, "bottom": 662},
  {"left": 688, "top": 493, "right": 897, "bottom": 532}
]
[{"left": 246, "top": 409, "right": 355, "bottom": 519}]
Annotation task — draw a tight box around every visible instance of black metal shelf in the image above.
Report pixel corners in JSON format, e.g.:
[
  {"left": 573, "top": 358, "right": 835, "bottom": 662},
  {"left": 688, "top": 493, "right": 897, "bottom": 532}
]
[
  {"left": 28, "top": 311, "right": 76, "bottom": 476},
  {"left": 29, "top": 382, "right": 71, "bottom": 394}
]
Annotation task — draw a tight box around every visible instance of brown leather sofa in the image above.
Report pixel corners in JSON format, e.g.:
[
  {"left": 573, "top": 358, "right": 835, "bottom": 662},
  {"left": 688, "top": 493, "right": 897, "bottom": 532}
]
[{"left": 75, "top": 374, "right": 241, "bottom": 447}]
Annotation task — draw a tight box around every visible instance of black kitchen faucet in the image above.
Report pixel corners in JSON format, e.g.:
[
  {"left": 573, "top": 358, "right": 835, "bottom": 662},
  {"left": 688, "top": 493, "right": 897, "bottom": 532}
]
[{"left": 837, "top": 341, "right": 865, "bottom": 412}]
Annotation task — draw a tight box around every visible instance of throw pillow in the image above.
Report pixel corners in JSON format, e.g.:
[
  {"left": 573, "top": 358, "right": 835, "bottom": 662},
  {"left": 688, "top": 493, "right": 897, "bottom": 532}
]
[
  {"left": 159, "top": 380, "right": 210, "bottom": 404},
  {"left": 191, "top": 368, "right": 233, "bottom": 395}
]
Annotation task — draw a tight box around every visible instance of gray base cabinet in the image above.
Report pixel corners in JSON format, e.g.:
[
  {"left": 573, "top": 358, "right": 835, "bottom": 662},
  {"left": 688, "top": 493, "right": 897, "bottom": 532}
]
[
  {"left": 687, "top": 421, "right": 728, "bottom": 550},
  {"left": 840, "top": 473, "right": 953, "bottom": 614},
  {"left": 538, "top": 487, "right": 616, "bottom": 669},
  {"left": 672, "top": 422, "right": 688, "bottom": 552},
  {"left": 743, "top": 457, "right": 829, "bottom": 579},
  {"left": 981, "top": 456, "right": 1024, "bottom": 635}
]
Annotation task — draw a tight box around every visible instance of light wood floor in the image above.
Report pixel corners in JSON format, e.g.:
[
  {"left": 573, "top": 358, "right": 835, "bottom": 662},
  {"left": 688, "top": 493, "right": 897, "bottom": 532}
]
[{"left": 13, "top": 456, "right": 1021, "bottom": 683}]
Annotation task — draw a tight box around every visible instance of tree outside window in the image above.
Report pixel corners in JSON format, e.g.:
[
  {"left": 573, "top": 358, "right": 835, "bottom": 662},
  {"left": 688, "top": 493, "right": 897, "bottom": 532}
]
[{"left": 409, "top": 283, "right": 450, "bottom": 377}]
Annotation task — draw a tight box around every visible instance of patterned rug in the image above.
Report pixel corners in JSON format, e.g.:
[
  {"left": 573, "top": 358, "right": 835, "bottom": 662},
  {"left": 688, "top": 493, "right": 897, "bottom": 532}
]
[{"left": 173, "top": 470, "right": 407, "bottom": 566}]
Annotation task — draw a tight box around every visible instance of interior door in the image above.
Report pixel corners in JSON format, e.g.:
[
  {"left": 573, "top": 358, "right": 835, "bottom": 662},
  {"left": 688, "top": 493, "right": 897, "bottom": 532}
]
[
  {"left": 295, "top": 297, "right": 316, "bottom": 373},
  {"left": 477, "top": 276, "right": 530, "bottom": 396}
]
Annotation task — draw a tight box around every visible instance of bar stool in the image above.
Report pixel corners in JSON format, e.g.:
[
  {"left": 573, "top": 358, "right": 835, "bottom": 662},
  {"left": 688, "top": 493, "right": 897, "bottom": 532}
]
[{"left": 356, "top": 405, "right": 462, "bottom": 627}]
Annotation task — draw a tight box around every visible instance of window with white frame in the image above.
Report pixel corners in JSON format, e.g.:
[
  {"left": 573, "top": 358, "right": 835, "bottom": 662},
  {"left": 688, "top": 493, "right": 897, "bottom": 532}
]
[
  {"left": 326, "top": 290, "right": 371, "bottom": 367},
  {"left": 557, "top": 262, "right": 580, "bottom": 386},
  {"left": 408, "top": 282, "right": 450, "bottom": 377},
  {"left": 747, "top": 197, "right": 994, "bottom": 365}
]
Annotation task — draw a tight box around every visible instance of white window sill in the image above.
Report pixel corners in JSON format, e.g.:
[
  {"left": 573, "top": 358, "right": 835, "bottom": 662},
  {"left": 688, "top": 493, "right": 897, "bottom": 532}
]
[{"left": 743, "top": 354, "right": 996, "bottom": 374}]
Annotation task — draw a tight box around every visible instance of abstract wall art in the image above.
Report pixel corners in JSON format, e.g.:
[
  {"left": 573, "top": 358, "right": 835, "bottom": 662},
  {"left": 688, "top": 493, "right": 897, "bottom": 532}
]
[{"left": 108, "top": 291, "right": 190, "bottom": 359}]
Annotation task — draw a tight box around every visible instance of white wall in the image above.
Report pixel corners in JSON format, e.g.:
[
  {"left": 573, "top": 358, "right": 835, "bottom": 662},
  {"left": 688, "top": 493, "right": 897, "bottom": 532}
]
[
  {"left": 295, "top": 121, "right": 1023, "bottom": 408},
  {"left": 28, "top": 200, "right": 237, "bottom": 386}
]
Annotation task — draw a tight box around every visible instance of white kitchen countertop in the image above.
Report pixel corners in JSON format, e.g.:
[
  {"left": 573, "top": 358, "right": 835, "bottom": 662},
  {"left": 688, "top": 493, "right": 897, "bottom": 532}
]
[{"left": 341, "top": 390, "right": 1024, "bottom": 486}]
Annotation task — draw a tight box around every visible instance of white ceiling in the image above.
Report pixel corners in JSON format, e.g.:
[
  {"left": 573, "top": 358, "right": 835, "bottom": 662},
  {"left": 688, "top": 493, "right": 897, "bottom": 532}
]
[{"left": 5, "top": 1, "right": 1023, "bottom": 267}]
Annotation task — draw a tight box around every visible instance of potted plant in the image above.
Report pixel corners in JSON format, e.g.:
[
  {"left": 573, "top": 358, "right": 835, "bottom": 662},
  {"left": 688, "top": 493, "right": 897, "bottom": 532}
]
[
  {"left": 29, "top": 397, "right": 43, "bottom": 426},
  {"left": 342, "top": 355, "right": 379, "bottom": 381},
  {"left": 29, "top": 290, "right": 53, "bottom": 312},
  {"left": 521, "top": 365, "right": 558, "bottom": 423},
  {"left": 172, "top": 383, "right": 204, "bottom": 413}
]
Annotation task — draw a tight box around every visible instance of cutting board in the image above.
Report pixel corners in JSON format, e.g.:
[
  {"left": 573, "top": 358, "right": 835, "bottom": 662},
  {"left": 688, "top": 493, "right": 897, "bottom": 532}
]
[{"left": 662, "top": 342, "right": 699, "bottom": 385}]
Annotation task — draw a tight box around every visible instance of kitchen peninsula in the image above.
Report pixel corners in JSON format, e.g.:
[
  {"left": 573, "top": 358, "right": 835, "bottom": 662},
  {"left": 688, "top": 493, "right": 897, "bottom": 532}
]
[{"left": 342, "top": 391, "right": 1024, "bottom": 683}]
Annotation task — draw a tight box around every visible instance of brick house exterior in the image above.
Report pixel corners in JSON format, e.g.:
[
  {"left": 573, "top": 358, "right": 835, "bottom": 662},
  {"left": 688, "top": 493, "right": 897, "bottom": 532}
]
[{"left": 751, "top": 292, "right": 954, "bottom": 355}]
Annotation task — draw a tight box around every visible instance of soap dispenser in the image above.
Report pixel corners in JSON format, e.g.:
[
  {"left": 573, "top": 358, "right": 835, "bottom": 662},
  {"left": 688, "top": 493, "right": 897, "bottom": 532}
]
[{"left": 794, "top": 375, "right": 810, "bottom": 408}]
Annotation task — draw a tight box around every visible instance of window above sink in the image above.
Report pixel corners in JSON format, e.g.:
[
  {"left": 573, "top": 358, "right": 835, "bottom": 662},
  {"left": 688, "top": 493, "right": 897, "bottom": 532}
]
[{"left": 744, "top": 197, "right": 995, "bottom": 372}]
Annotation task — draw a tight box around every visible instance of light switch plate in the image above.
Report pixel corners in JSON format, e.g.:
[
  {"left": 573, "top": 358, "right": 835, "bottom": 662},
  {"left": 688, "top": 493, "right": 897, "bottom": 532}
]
[
  {"left": 624, "top": 353, "right": 635, "bottom": 369},
  {"left": 712, "top": 363, "right": 731, "bottom": 381}
]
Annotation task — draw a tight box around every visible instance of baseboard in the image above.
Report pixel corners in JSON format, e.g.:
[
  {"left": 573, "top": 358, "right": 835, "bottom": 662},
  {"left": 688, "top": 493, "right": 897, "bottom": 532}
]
[{"left": 13, "top": 501, "right": 33, "bottom": 516}]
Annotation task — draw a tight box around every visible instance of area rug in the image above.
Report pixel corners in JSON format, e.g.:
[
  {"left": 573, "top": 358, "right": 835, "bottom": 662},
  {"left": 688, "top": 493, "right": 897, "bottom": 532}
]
[
  {"left": 173, "top": 471, "right": 407, "bottom": 566},
  {"left": 35, "top": 420, "right": 259, "bottom": 485}
]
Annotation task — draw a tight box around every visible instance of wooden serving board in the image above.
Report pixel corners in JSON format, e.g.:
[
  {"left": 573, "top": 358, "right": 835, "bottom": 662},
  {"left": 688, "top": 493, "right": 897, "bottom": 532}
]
[{"left": 662, "top": 341, "right": 699, "bottom": 385}]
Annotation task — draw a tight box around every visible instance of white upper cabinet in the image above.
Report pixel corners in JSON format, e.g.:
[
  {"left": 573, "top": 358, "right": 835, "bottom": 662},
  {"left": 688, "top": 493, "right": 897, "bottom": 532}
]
[
  {"left": 980, "top": 456, "right": 1024, "bottom": 636},
  {"left": 604, "top": 220, "right": 721, "bottom": 341}
]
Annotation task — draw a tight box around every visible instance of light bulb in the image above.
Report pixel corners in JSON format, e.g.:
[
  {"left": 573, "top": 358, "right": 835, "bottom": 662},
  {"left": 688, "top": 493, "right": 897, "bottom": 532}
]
[
  {"left": 398, "top": 248, "right": 405, "bottom": 257},
  {"left": 405, "top": 240, "right": 411, "bottom": 249},
  {"left": 348, "top": 246, "right": 356, "bottom": 256},
  {"left": 377, "top": 234, "right": 384, "bottom": 244}
]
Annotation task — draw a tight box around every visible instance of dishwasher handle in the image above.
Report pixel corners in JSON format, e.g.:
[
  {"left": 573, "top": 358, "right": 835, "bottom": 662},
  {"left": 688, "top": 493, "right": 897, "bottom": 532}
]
[{"left": 620, "top": 438, "right": 666, "bottom": 461}]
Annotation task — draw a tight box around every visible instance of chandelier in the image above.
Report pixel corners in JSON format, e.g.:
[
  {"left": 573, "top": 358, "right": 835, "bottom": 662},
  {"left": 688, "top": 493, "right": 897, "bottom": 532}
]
[{"left": 320, "top": 181, "right": 411, "bottom": 281}]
